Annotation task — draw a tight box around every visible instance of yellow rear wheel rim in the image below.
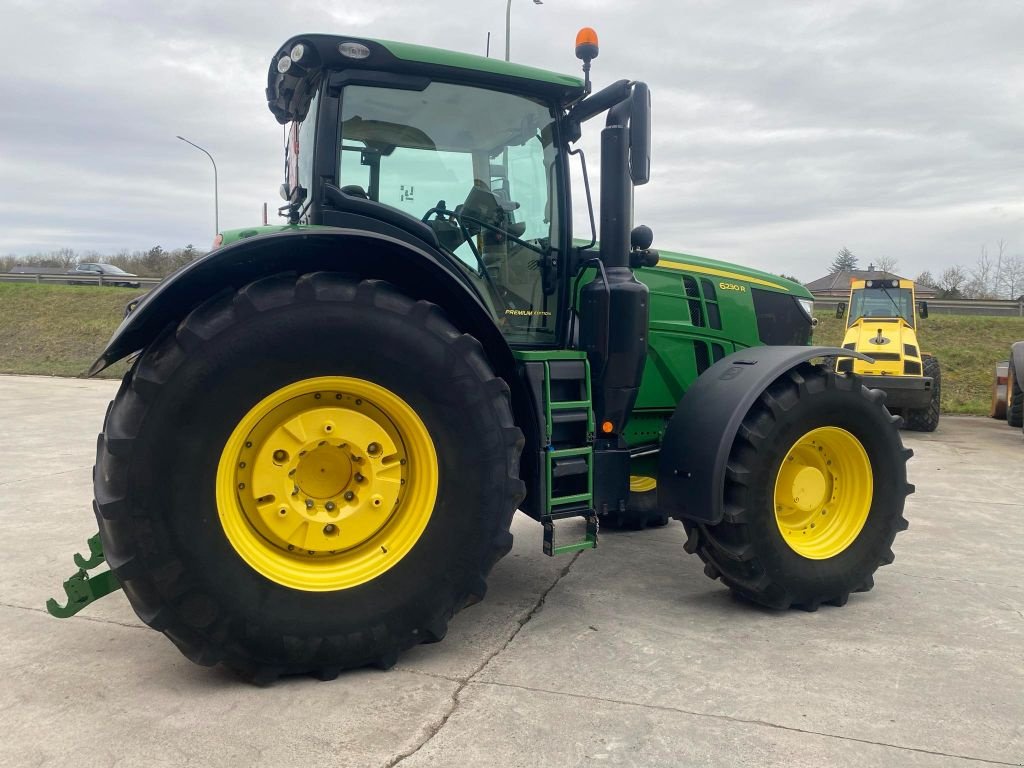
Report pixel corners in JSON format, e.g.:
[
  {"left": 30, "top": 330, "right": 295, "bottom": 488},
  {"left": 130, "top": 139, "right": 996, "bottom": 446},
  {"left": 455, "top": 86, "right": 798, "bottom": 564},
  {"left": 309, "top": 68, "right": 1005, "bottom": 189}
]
[
  {"left": 216, "top": 376, "right": 437, "bottom": 591},
  {"left": 773, "top": 427, "right": 872, "bottom": 560}
]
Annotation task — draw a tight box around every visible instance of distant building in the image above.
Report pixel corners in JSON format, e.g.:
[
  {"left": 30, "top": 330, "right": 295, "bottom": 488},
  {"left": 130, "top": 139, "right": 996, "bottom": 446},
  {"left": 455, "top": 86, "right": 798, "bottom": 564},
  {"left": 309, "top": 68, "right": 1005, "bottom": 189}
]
[{"left": 804, "top": 264, "right": 937, "bottom": 299}]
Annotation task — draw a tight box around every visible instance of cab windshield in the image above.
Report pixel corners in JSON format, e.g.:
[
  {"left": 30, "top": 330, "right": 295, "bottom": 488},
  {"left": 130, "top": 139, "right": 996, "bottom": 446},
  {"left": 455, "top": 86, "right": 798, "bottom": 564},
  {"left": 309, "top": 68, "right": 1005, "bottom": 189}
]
[
  {"left": 848, "top": 287, "right": 915, "bottom": 328},
  {"left": 337, "top": 82, "right": 561, "bottom": 343}
]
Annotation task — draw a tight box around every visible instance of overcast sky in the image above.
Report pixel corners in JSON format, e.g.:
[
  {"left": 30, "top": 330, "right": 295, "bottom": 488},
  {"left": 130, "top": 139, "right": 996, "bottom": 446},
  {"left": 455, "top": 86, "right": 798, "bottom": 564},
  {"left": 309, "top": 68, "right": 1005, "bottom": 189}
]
[{"left": 1, "top": 0, "right": 1021, "bottom": 281}]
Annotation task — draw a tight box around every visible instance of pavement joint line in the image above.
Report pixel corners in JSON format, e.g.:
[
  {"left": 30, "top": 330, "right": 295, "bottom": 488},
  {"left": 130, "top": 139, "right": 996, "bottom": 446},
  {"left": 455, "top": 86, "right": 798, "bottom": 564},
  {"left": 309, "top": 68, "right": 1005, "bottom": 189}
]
[
  {"left": 473, "top": 680, "right": 1020, "bottom": 767},
  {"left": 0, "top": 465, "right": 93, "bottom": 488},
  {"left": 887, "top": 570, "right": 1023, "bottom": 591},
  {"left": 0, "top": 600, "right": 147, "bottom": 631},
  {"left": 906, "top": 495, "right": 1023, "bottom": 509},
  {"left": 382, "top": 551, "right": 583, "bottom": 768}
]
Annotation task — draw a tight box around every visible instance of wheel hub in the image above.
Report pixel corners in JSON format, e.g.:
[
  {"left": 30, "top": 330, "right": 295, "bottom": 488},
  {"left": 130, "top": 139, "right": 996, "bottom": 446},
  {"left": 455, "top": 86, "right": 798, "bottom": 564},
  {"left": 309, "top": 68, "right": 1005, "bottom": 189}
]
[
  {"left": 773, "top": 427, "right": 872, "bottom": 560},
  {"left": 216, "top": 377, "right": 438, "bottom": 591},
  {"left": 237, "top": 404, "right": 404, "bottom": 556}
]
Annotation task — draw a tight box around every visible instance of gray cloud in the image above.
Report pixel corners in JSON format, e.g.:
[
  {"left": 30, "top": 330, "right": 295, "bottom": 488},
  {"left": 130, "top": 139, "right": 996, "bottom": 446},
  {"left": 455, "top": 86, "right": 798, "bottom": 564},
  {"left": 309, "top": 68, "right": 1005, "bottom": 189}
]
[{"left": 1, "top": 0, "right": 1021, "bottom": 281}]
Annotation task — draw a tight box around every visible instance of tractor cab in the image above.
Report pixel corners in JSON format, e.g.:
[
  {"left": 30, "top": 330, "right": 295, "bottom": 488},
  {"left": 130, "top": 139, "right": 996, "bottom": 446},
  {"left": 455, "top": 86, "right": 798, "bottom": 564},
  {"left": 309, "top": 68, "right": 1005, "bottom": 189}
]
[{"left": 282, "top": 70, "right": 569, "bottom": 344}]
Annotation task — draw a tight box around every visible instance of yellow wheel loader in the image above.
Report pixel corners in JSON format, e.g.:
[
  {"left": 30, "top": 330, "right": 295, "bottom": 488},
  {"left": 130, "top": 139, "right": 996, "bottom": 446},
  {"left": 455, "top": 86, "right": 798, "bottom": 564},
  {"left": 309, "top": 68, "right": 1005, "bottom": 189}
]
[{"left": 834, "top": 278, "right": 939, "bottom": 432}]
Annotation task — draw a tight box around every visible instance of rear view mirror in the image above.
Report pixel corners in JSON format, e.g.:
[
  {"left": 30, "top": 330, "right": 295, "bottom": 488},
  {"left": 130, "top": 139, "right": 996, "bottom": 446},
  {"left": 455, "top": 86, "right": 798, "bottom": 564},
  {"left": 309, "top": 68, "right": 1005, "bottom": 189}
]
[
  {"left": 835, "top": 302, "right": 847, "bottom": 319},
  {"left": 629, "top": 82, "right": 651, "bottom": 185},
  {"left": 917, "top": 300, "right": 929, "bottom": 319}
]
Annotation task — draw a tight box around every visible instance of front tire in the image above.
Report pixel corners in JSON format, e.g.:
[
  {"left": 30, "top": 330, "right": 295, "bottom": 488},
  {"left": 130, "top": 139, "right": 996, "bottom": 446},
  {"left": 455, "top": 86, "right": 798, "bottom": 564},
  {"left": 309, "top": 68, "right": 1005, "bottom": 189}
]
[
  {"left": 682, "top": 363, "right": 912, "bottom": 610},
  {"left": 904, "top": 354, "right": 941, "bottom": 432},
  {"left": 1008, "top": 358, "right": 1023, "bottom": 428},
  {"left": 94, "top": 273, "right": 524, "bottom": 681}
]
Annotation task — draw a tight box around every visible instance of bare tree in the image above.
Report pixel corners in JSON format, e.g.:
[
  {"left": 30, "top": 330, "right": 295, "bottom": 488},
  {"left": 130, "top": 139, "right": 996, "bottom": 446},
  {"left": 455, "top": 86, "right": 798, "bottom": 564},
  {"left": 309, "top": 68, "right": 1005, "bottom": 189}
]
[
  {"left": 937, "top": 265, "right": 968, "bottom": 298},
  {"left": 998, "top": 255, "right": 1024, "bottom": 300},
  {"left": 914, "top": 270, "right": 936, "bottom": 289},
  {"left": 966, "top": 245, "right": 996, "bottom": 299},
  {"left": 875, "top": 255, "right": 899, "bottom": 276},
  {"left": 50, "top": 248, "right": 78, "bottom": 269}
]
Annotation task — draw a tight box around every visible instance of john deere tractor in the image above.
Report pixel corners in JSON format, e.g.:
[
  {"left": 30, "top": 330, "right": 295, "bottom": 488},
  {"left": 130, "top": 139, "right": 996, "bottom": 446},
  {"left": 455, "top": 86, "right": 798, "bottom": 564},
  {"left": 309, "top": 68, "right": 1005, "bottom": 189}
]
[
  {"left": 49, "top": 30, "right": 912, "bottom": 681},
  {"left": 833, "top": 277, "right": 939, "bottom": 431}
]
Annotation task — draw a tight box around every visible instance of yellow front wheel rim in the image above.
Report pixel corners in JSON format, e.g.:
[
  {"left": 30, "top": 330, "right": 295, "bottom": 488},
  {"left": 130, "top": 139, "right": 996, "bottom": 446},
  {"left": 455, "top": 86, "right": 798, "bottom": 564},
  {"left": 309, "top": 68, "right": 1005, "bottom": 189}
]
[
  {"left": 773, "top": 427, "right": 872, "bottom": 560},
  {"left": 629, "top": 475, "right": 657, "bottom": 493},
  {"left": 216, "top": 376, "right": 438, "bottom": 591}
]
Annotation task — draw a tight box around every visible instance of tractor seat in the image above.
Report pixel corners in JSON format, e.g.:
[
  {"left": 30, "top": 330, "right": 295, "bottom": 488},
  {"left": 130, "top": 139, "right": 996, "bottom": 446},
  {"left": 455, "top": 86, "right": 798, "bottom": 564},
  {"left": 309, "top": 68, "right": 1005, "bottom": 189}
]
[{"left": 340, "top": 184, "right": 369, "bottom": 199}]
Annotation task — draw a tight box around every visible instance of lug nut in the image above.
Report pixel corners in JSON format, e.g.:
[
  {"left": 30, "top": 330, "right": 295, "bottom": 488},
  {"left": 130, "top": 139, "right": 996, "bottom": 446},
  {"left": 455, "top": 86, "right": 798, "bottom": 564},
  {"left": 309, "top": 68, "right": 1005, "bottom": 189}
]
[
  {"left": 326, "top": 501, "right": 336, "bottom": 511},
  {"left": 273, "top": 449, "right": 288, "bottom": 463},
  {"left": 305, "top": 499, "right": 314, "bottom": 509},
  {"left": 323, "top": 524, "right": 337, "bottom": 535},
  {"left": 355, "top": 473, "right": 365, "bottom": 483},
  {"left": 344, "top": 491, "right": 355, "bottom": 502},
  {"left": 367, "top": 442, "right": 381, "bottom": 456}
]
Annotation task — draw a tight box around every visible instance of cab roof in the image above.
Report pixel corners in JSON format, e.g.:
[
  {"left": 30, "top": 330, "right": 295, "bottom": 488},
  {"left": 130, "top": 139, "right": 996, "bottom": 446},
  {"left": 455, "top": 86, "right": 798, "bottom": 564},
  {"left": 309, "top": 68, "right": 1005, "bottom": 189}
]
[{"left": 267, "top": 34, "right": 586, "bottom": 124}]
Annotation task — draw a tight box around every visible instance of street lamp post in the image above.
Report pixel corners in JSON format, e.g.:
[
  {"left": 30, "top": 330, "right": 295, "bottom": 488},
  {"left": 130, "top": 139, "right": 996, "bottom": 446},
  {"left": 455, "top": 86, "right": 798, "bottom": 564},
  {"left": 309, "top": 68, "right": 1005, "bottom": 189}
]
[
  {"left": 176, "top": 135, "right": 220, "bottom": 238},
  {"left": 505, "top": 0, "right": 544, "bottom": 62}
]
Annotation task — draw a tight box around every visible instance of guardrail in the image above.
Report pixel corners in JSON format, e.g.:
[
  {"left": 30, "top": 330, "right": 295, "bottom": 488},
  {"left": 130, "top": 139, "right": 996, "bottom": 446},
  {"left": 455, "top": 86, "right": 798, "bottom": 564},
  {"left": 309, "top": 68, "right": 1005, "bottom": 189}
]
[
  {"left": 0, "top": 272, "right": 162, "bottom": 287},
  {"left": 813, "top": 295, "right": 1024, "bottom": 318}
]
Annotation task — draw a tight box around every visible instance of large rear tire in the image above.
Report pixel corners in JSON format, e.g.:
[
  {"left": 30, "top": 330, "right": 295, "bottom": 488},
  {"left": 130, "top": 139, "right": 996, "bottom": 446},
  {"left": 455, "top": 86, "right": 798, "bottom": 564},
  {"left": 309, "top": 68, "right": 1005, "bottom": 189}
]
[
  {"left": 682, "top": 363, "right": 912, "bottom": 610},
  {"left": 94, "top": 273, "right": 524, "bottom": 681},
  {"left": 1008, "top": 357, "right": 1023, "bottom": 428},
  {"left": 904, "top": 354, "right": 941, "bottom": 432}
]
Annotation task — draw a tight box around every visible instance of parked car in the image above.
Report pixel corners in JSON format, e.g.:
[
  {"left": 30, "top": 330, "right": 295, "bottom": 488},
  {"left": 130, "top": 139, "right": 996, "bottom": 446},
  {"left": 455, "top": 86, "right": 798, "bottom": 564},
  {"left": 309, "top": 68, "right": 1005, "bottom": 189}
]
[{"left": 66, "top": 263, "right": 142, "bottom": 288}]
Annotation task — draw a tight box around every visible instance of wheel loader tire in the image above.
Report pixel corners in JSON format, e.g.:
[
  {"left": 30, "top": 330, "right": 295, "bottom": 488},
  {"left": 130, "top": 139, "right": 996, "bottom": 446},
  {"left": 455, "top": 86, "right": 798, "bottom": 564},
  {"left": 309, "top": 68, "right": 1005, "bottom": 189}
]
[
  {"left": 1008, "top": 357, "right": 1023, "bottom": 428},
  {"left": 682, "top": 363, "right": 912, "bottom": 611},
  {"left": 93, "top": 273, "right": 524, "bottom": 682},
  {"left": 904, "top": 355, "right": 941, "bottom": 432}
]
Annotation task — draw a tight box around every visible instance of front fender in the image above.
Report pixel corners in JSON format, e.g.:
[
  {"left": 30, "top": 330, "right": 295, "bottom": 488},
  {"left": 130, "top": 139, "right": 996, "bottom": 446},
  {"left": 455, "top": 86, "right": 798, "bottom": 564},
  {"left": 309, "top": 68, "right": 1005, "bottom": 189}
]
[
  {"left": 657, "top": 345, "right": 872, "bottom": 524},
  {"left": 89, "top": 228, "right": 487, "bottom": 376}
]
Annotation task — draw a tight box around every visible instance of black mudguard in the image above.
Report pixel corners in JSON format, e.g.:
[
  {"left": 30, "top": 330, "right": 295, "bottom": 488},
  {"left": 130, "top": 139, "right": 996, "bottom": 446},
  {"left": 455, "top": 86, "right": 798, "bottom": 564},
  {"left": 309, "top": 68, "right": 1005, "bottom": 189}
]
[
  {"left": 657, "top": 345, "right": 872, "bottom": 524},
  {"left": 88, "top": 227, "right": 492, "bottom": 375}
]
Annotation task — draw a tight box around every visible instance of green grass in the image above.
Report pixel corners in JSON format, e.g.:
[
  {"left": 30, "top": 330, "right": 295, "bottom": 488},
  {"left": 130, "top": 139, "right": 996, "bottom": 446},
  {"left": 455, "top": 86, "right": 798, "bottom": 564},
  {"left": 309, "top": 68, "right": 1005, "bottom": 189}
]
[
  {"left": 0, "top": 283, "right": 134, "bottom": 379},
  {"left": 1, "top": 284, "right": 1021, "bottom": 414},
  {"left": 813, "top": 311, "right": 1024, "bottom": 414}
]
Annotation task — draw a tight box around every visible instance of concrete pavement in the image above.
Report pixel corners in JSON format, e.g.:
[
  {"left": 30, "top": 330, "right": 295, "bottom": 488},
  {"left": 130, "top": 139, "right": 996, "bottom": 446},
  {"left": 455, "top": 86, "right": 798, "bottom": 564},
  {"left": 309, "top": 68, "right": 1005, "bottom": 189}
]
[{"left": 0, "top": 375, "right": 1021, "bottom": 767}]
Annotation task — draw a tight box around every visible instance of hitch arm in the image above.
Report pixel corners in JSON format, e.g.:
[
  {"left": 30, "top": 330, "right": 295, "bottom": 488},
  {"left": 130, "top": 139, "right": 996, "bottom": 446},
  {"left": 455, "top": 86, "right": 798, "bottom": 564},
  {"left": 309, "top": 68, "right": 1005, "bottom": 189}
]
[{"left": 46, "top": 534, "right": 123, "bottom": 618}]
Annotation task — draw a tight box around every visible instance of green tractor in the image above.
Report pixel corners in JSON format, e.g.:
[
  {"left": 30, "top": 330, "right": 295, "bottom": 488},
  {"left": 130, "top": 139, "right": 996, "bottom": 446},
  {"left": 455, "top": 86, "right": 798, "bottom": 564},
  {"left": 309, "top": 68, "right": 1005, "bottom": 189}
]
[{"left": 49, "top": 30, "right": 912, "bottom": 681}]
